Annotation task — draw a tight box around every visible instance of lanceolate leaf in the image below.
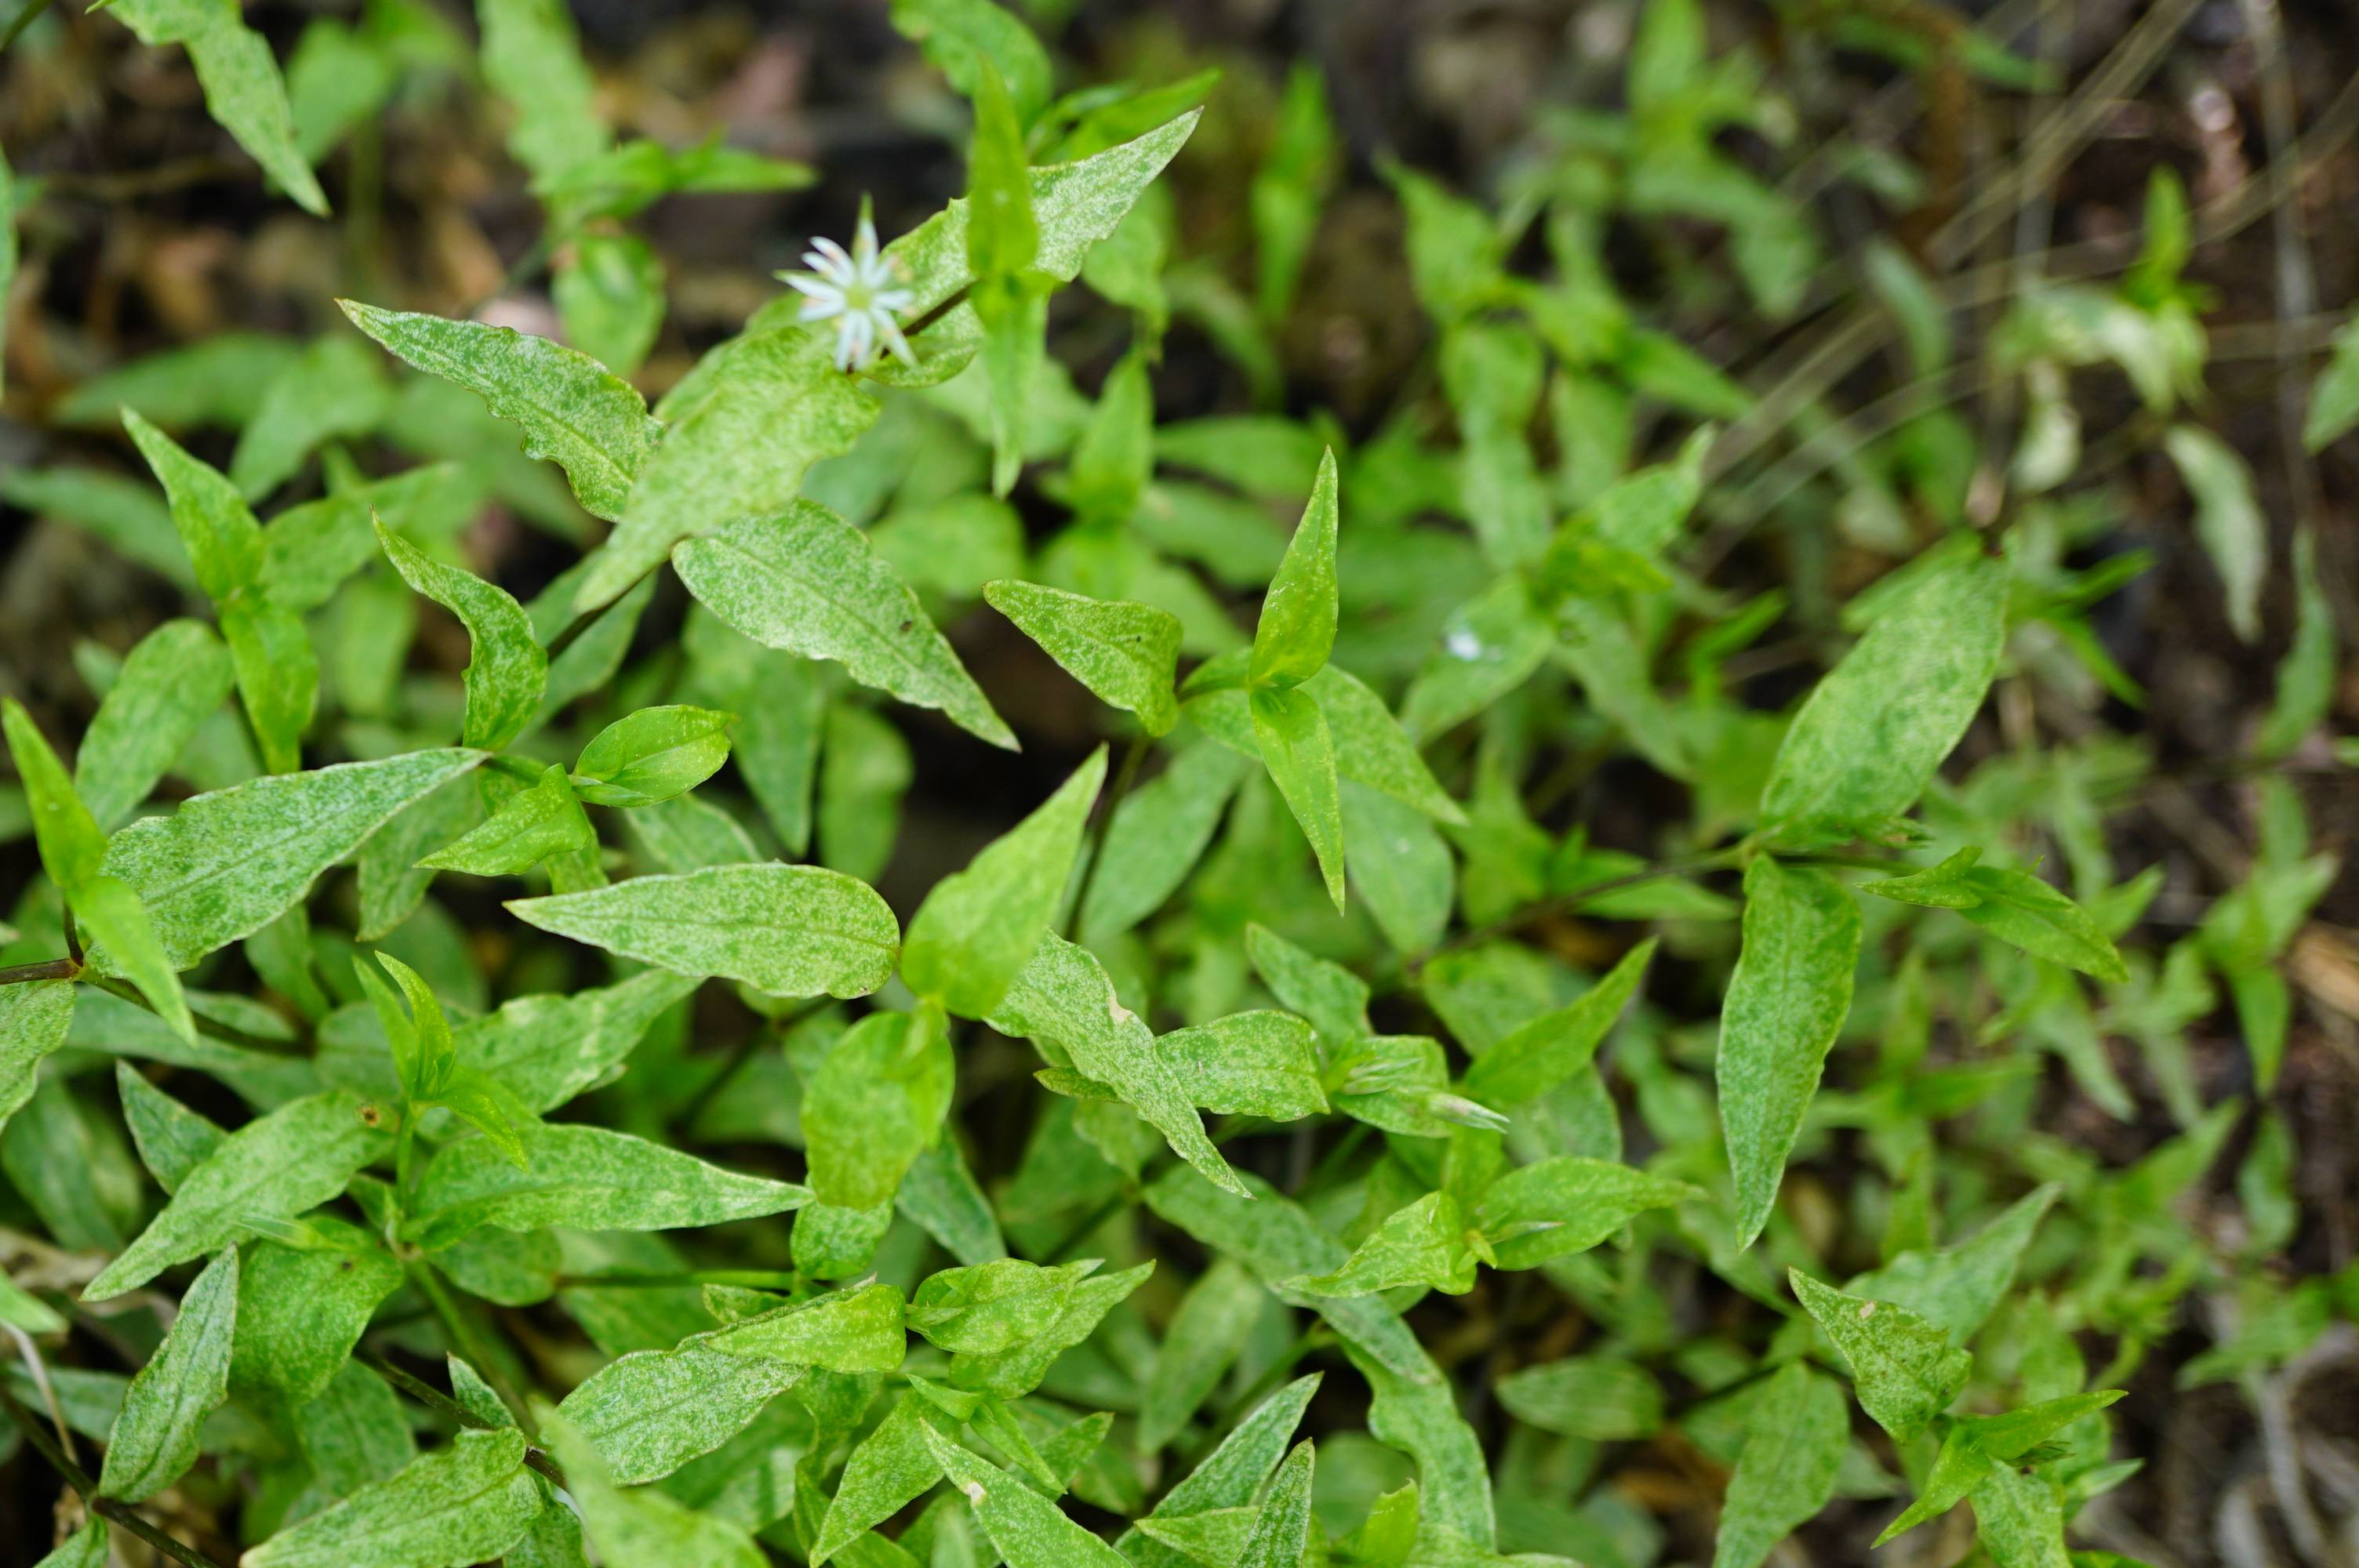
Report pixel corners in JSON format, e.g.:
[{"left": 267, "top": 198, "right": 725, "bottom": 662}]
[
  {"left": 1789, "top": 1269, "right": 1971, "bottom": 1443},
  {"left": 507, "top": 863, "right": 900, "bottom": 999},
  {"left": 673, "top": 502, "right": 1016, "bottom": 750},
  {"left": 1718, "top": 858, "right": 1861, "bottom": 1247},
  {"left": 74, "top": 619, "right": 236, "bottom": 827},
  {"left": 1710, "top": 1362, "right": 1847, "bottom": 1568},
  {"left": 1461, "top": 938, "right": 1655, "bottom": 1105},
  {"left": 554, "top": 1339, "right": 806, "bottom": 1484},
  {"left": 104, "top": 0, "right": 329, "bottom": 216},
  {"left": 986, "top": 580, "right": 1183, "bottom": 735},
  {"left": 989, "top": 933, "right": 1249, "bottom": 1197},
  {"left": 375, "top": 521, "right": 547, "bottom": 750},
  {"left": 1250, "top": 684, "right": 1347, "bottom": 913},
  {"left": 85, "top": 1091, "right": 387, "bottom": 1301},
  {"left": 1237, "top": 1439, "right": 1317, "bottom": 1568},
  {"left": 903, "top": 748, "right": 1106, "bottom": 1018},
  {"left": 96, "top": 1248, "right": 237, "bottom": 1502},
  {"left": 405, "top": 1121, "right": 811, "bottom": 1247},
  {"left": 340, "top": 301, "right": 661, "bottom": 521},
  {"left": 1758, "top": 553, "right": 2008, "bottom": 847},
  {"left": 96, "top": 749, "right": 488, "bottom": 970},
  {"left": 1250, "top": 448, "right": 1341, "bottom": 689},
  {"left": 922, "top": 1424, "right": 1133, "bottom": 1568}
]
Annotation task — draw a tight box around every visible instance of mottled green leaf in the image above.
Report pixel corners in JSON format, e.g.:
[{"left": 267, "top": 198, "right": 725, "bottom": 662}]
[
  {"left": 1461, "top": 938, "right": 1654, "bottom": 1105},
  {"left": 104, "top": 0, "right": 329, "bottom": 216},
  {"left": 86, "top": 1091, "right": 386, "bottom": 1301},
  {"left": 507, "top": 863, "right": 900, "bottom": 1000},
  {"left": 406, "top": 1122, "right": 809, "bottom": 1247},
  {"left": 989, "top": 933, "right": 1247, "bottom": 1196},
  {"left": 1718, "top": 858, "right": 1860, "bottom": 1247},
  {"left": 340, "top": 301, "right": 660, "bottom": 521},
  {"left": 1788, "top": 1269, "right": 1969, "bottom": 1443},
  {"left": 73, "top": 619, "right": 235, "bottom": 828},
  {"left": 1710, "top": 1363, "right": 1845, "bottom": 1568},
  {"left": 245, "top": 1425, "right": 543, "bottom": 1568},
  {"left": 96, "top": 748, "right": 486, "bottom": 970},
  {"left": 987, "top": 580, "right": 1182, "bottom": 735},
  {"left": 376, "top": 521, "right": 547, "bottom": 750},
  {"left": 96, "top": 1248, "right": 237, "bottom": 1501},
  {"left": 905, "top": 749, "right": 1105, "bottom": 1017},
  {"left": 674, "top": 501, "right": 1015, "bottom": 750},
  {"left": 573, "top": 706, "right": 734, "bottom": 808},
  {"left": 1759, "top": 554, "right": 2008, "bottom": 846},
  {"left": 1250, "top": 684, "right": 1346, "bottom": 913}
]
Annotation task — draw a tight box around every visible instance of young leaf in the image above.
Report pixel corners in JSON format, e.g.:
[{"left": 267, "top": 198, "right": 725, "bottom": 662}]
[
  {"left": 121, "top": 407, "right": 265, "bottom": 602},
  {"left": 1249, "top": 448, "right": 1341, "bottom": 689},
  {"left": 1864, "top": 851, "right": 2128, "bottom": 982},
  {"left": 1710, "top": 1362, "right": 1846, "bottom": 1568},
  {"left": 1249, "top": 684, "right": 1347, "bottom": 913},
  {"left": 376, "top": 521, "right": 547, "bottom": 750},
  {"left": 405, "top": 1122, "right": 810, "bottom": 1247},
  {"left": 966, "top": 60, "right": 1048, "bottom": 493},
  {"left": 85, "top": 1091, "right": 387, "bottom": 1301},
  {"left": 96, "top": 1247, "right": 237, "bottom": 1501},
  {"left": 1236, "top": 1439, "right": 1317, "bottom": 1568},
  {"left": 1718, "top": 858, "right": 1860, "bottom": 1247},
  {"left": 985, "top": 580, "right": 1183, "bottom": 735},
  {"left": 96, "top": 748, "right": 487, "bottom": 969},
  {"left": 545, "top": 1409, "right": 769, "bottom": 1568},
  {"left": 1788, "top": 1269, "right": 1970, "bottom": 1443},
  {"left": 1461, "top": 938, "right": 1655, "bottom": 1105},
  {"left": 507, "top": 863, "right": 900, "bottom": 1000},
  {"left": 340, "top": 301, "right": 660, "bottom": 521},
  {"left": 1757, "top": 552, "right": 2008, "bottom": 846},
  {"left": 573, "top": 706, "right": 735, "bottom": 808},
  {"left": 73, "top": 619, "right": 236, "bottom": 827},
  {"left": 988, "top": 933, "right": 1249, "bottom": 1197},
  {"left": 1124, "top": 1375, "right": 1321, "bottom": 1567},
  {"left": 673, "top": 501, "right": 1016, "bottom": 750},
  {"left": 903, "top": 748, "right": 1107, "bottom": 1018},
  {"left": 418, "top": 763, "right": 595, "bottom": 876},
  {"left": 103, "top": 0, "right": 329, "bottom": 216}
]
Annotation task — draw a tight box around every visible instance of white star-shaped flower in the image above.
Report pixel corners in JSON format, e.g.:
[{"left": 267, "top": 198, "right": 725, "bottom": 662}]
[{"left": 778, "top": 208, "right": 918, "bottom": 372}]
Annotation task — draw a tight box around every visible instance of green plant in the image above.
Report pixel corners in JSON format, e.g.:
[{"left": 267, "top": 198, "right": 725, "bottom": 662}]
[{"left": 1, "top": 2, "right": 2353, "bottom": 1566}]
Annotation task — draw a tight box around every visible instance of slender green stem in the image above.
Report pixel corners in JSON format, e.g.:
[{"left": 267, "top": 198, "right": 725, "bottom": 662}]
[{"left": 0, "top": 1381, "right": 227, "bottom": 1568}]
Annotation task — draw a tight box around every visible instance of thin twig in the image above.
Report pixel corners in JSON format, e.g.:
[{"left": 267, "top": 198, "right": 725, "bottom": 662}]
[
  {"left": 4, "top": 1320, "right": 76, "bottom": 1465},
  {"left": 0, "top": 959, "right": 78, "bottom": 986},
  {"left": 0, "top": 1381, "right": 227, "bottom": 1568}
]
